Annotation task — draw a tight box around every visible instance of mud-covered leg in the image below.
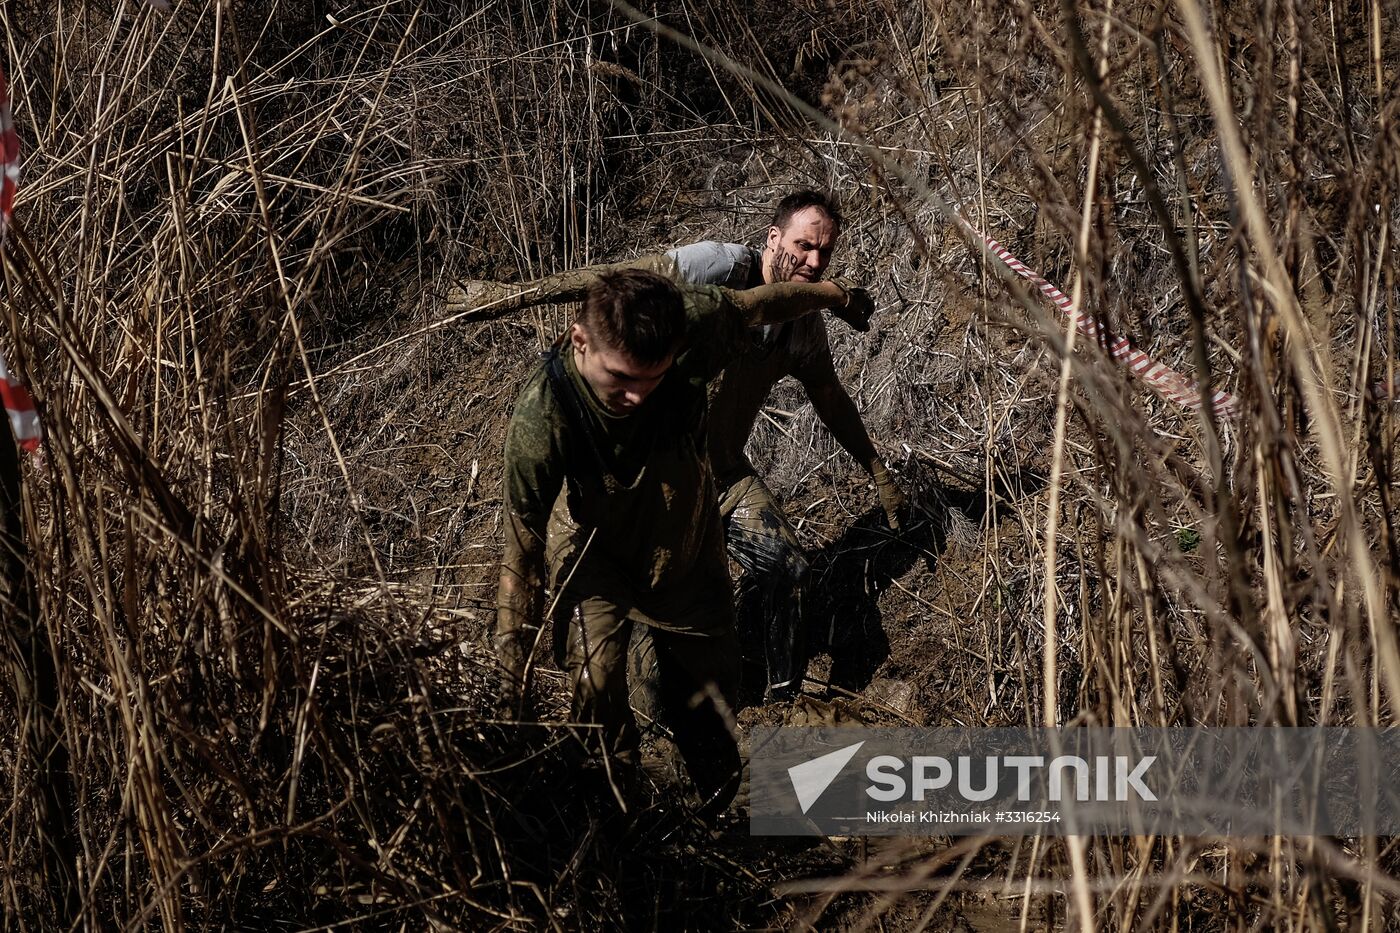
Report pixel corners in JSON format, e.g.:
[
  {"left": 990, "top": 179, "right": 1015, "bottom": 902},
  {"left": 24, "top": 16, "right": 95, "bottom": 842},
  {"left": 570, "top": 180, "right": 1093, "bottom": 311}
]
[
  {"left": 626, "top": 623, "right": 664, "bottom": 739},
  {"left": 565, "top": 600, "right": 641, "bottom": 780},
  {"left": 650, "top": 623, "right": 741, "bottom": 822},
  {"left": 720, "top": 475, "right": 810, "bottom": 701}
]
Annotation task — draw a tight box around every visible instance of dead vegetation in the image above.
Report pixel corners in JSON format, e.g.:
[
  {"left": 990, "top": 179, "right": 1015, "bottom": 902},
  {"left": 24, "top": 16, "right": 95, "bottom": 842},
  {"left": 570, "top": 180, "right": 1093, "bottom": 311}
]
[{"left": 0, "top": 0, "right": 1397, "bottom": 929}]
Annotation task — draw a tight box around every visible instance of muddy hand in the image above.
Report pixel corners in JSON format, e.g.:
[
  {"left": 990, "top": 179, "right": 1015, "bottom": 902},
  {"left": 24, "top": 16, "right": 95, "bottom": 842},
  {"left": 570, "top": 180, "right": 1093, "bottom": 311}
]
[
  {"left": 871, "top": 461, "right": 906, "bottom": 531},
  {"left": 497, "top": 677, "right": 535, "bottom": 723},
  {"left": 828, "top": 279, "right": 875, "bottom": 332}
]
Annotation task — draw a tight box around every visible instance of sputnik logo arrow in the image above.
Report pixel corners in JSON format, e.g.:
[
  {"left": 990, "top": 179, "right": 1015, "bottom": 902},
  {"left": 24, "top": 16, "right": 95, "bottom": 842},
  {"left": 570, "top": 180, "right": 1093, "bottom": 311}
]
[{"left": 788, "top": 741, "right": 865, "bottom": 813}]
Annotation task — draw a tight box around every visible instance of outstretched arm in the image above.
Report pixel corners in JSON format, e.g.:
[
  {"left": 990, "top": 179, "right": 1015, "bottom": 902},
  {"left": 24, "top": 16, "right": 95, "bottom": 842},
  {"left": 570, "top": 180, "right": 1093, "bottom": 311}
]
[
  {"left": 447, "top": 253, "right": 680, "bottom": 313},
  {"left": 805, "top": 374, "right": 881, "bottom": 468},
  {"left": 726, "top": 279, "right": 874, "bottom": 330},
  {"left": 797, "top": 340, "right": 907, "bottom": 530}
]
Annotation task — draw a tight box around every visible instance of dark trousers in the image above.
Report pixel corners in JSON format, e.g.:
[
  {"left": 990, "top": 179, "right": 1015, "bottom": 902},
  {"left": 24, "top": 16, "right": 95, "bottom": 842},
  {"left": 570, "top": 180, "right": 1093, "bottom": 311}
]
[{"left": 565, "top": 597, "right": 740, "bottom": 819}]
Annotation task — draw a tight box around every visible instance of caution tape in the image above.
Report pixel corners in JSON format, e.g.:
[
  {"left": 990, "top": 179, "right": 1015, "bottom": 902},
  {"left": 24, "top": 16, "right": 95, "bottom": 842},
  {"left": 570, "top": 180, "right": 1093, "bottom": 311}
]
[
  {"left": 0, "top": 68, "right": 16, "bottom": 237},
  {"left": 0, "top": 65, "right": 41, "bottom": 452},
  {"left": 959, "top": 216, "right": 1240, "bottom": 419},
  {"left": 0, "top": 354, "right": 39, "bottom": 451}
]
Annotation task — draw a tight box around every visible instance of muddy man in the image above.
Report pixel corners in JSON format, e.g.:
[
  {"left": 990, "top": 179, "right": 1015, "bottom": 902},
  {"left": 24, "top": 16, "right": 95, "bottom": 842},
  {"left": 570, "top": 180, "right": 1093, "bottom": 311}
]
[
  {"left": 493, "top": 266, "right": 875, "bottom": 818},
  {"left": 641, "top": 191, "right": 906, "bottom": 703}
]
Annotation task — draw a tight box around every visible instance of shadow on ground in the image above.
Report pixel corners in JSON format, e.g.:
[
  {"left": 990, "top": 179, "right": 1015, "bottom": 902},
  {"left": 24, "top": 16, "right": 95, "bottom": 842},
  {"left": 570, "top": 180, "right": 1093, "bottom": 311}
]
[{"left": 798, "top": 462, "right": 1048, "bottom": 695}]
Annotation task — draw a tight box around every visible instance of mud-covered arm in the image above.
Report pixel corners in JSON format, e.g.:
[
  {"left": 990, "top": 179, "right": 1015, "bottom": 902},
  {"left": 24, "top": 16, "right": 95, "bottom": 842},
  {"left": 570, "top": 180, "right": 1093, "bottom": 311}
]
[
  {"left": 496, "top": 511, "right": 547, "bottom": 715},
  {"left": 726, "top": 280, "right": 874, "bottom": 330},
  {"left": 450, "top": 253, "right": 680, "bottom": 312},
  {"left": 494, "top": 404, "right": 565, "bottom": 716},
  {"left": 796, "top": 325, "right": 906, "bottom": 529},
  {"left": 677, "top": 280, "right": 874, "bottom": 386},
  {"left": 799, "top": 354, "right": 881, "bottom": 470}
]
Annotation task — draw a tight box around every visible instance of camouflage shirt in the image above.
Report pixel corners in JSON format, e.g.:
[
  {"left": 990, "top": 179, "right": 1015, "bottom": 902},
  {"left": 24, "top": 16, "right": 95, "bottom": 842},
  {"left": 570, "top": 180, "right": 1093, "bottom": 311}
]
[{"left": 500, "top": 284, "right": 750, "bottom": 632}]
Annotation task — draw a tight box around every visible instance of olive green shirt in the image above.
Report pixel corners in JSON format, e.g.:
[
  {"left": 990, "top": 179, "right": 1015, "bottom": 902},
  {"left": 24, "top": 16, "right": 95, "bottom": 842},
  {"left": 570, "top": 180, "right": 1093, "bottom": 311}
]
[
  {"left": 704, "top": 316, "right": 838, "bottom": 484},
  {"left": 494, "top": 269, "right": 854, "bottom": 680},
  {"left": 500, "top": 285, "right": 749, "bottom": 633}
]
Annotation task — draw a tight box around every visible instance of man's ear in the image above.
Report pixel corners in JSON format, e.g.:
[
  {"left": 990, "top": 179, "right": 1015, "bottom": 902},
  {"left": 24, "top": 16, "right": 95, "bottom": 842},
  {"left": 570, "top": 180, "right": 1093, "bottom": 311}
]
[
  {"left": 569, "top": 322, "right": 588, "bottom": 355},
  {"left": 765, "top": 224, "right": 782, "bottom": 251}
]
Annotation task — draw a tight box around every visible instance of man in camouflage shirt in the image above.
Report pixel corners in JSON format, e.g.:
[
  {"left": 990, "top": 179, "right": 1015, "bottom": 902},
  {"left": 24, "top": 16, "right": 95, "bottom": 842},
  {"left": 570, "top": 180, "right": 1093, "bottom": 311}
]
[
  {"left": 646, "top": 190, "right": 906, "bottom": 702},
  {"left": 494, "top": 267, "right": 874, "bottom": 818}
]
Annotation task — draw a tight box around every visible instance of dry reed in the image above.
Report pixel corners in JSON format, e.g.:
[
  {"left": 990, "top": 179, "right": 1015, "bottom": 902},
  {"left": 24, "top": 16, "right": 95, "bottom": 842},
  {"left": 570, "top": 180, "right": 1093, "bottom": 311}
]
[{"left": 0, "top": 0, "right": 1396, "bottom": 929}]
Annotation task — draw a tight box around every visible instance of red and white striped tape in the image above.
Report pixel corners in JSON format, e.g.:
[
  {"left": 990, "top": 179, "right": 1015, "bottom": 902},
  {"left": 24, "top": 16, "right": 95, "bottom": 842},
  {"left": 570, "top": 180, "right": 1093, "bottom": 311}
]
[
  {"left": 0, "top": 66, "right": 41, "bottom": 452},
  {"left": 0, "top": 69, "right": 16, "bottom": 238},
  {"left": 0, "top": 352, "right": 40, "bottom": 451},
  {"left": 960, "top": 216, "right": 1240, "bottom": 419}
]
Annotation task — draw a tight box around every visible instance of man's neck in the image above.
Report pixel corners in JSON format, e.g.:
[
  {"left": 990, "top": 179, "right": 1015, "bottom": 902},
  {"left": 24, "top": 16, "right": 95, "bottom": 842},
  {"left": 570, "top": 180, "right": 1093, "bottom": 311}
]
[{"left": 563, "top": 343, "right": 632, "bottom": 421}]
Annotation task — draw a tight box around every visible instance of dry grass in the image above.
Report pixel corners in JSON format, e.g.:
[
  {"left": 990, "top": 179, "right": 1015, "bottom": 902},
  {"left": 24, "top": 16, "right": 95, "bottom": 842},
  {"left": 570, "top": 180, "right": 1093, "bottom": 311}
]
[{"left": 0, "top": 0, "right": 1397, "bottom": 929}]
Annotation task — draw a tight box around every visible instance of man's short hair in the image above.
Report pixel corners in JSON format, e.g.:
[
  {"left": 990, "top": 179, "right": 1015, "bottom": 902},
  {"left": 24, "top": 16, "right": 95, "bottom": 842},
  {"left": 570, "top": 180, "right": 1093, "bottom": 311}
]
[
  {"left": 770, "top": 190, "right": 843, "bottom": 234},
  {"left": 580, "top": 269, "right": 685, "bottom": 365}
]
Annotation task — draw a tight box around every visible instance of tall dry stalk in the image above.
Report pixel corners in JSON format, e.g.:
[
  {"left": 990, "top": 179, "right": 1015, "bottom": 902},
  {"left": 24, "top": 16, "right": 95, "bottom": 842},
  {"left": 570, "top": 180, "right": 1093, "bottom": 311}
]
[{"left": 0, "top": 0, "right": 1396, "bottom": 929}]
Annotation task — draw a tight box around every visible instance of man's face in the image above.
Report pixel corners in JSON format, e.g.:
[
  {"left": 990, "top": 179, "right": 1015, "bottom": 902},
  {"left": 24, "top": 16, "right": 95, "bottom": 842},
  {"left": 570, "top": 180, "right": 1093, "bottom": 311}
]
[
  {"left": 763, "top": 206, "right": 839, "bottom": 284},
  {"left": 570, "top": 324, "right": 673, "bottom": 415}
]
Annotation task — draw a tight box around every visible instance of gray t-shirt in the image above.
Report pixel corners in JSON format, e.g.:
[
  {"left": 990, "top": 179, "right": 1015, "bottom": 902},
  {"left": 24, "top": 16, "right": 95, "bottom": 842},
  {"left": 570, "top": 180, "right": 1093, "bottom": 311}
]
[{"left": 665, "top": 241, "right": 765, "bottom": 291}]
